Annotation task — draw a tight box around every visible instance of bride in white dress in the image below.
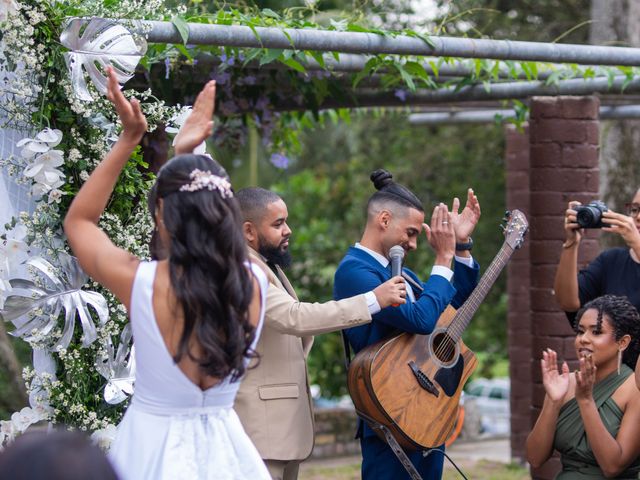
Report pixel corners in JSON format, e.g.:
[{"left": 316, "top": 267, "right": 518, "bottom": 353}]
[{"left": 64, "top": 67, "right": 270, "bottom": 480}]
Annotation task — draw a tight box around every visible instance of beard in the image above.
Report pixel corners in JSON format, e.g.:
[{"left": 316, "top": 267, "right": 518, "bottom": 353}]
[{"left": 258, "top": 234, "right": 292, "bottom": 269}]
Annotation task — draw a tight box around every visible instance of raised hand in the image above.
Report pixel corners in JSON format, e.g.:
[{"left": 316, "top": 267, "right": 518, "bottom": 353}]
[
  {"left": 424, "top": 203, "right": 455, "bottom": 267},
  {"left": 105, "top": 66, "right": 147, "bottom": 143},
  {"left": 373, "top": 276, "right": 407, "bottom": 308},
  {"left": 173, "top": 80, "right": 216, "bottom": 155},
  {"left": 541, "top": 348, "right": 570, "bottom": 403},
  {"left": 450, "top": 188, "right": 481, "bottom": 242},
  {"left": 575, "top": 353, "right": 596, "bottom": 402}
]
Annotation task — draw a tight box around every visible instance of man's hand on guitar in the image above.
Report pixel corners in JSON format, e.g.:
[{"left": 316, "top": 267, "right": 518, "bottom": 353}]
[
  {"left": 423, "top": 203, "right": 455, "bottom": 268},
  {"left": 541, "top": 348, "right": 570, "bottom": 404},
  {"left": 373, "top": 276, "right": 407, "bottom": 308},
  {"left": 450, "top": 188, "right": 480, "bottom": 244}
]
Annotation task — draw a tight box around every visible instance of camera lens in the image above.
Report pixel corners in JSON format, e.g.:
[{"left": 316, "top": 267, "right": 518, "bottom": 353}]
[{"left": 576, "top": 206, "right": 601, "bottom": 228}]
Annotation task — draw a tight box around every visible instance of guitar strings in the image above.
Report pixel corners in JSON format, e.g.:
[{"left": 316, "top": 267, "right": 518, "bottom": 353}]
[{"left": 432, "top": 244, "right": 512, "bottom": 363}]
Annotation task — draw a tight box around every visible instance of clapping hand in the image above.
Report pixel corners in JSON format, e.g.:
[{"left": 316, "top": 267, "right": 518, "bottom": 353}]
[
  {"left": 541, "top": 348, "right": 570, "bottom": 403},
  {"left": 174, "top": 80, "right": 216, "bottom": 155},
  {"left": 575, "top": 353, "right": 596, "bottom": 402},
  {"left": 105, "top": 66, "right": 147, "bottom": 143},
  {"left": 450, "top": 188, "right": 481, "bottom": 242},
  {"left": 423, "top": 203, "right": 455, "bottom": 266}
]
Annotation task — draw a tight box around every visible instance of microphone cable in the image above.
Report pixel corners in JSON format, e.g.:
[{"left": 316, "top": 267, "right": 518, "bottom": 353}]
[{"left": 422, "top": 448, "right": 469, "bottom": 480}]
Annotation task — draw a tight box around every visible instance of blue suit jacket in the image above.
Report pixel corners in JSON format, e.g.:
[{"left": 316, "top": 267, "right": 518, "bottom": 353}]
[{"left": 333, "top": 246, "right": 479, "bottom": 438}]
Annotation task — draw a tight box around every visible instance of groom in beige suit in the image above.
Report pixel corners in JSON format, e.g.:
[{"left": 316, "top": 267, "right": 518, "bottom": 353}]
[{"left": 234, "top": 188, "right": 405, "bottom": 480}]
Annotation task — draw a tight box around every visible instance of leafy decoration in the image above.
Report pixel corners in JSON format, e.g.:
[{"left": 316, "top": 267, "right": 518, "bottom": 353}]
[{"left": 60, "top": 17, "right": 147, "bottom": 101}]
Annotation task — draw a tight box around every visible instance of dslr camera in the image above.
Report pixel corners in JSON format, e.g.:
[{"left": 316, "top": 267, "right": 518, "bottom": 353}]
[{"left": 575, "top": 200, "right": 609, "bottom": 229}]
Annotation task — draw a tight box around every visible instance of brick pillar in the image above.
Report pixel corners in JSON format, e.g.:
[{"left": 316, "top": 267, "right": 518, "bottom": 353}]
[
  {"left": 505, "top": 124, "right": 531, "bottom": 464},
  {"left": 528, "top": 96, "right": 600, "bottom": 480}
]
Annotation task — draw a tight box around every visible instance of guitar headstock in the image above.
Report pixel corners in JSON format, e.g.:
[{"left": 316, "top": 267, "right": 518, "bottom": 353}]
[{"left": 501, "top": 209, "right": 529, "bottom": 250}]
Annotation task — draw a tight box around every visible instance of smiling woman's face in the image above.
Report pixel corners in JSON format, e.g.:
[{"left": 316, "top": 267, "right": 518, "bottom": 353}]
[{"left": 574, "top": 309, "right": 620, "bottom": 367}]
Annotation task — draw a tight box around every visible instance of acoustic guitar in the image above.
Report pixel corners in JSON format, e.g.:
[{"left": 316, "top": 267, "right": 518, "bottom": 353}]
[{"left": 347, "top": 210, "right": 528, "bottom": 450}]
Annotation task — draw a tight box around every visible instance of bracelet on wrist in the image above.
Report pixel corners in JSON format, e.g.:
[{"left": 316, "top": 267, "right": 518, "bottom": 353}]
[
  {"left": 562, "top": 239, "right": 578, "bottom": 249},
  {"left": 455, "top": 237, "right": 473, "bottom": 251}
]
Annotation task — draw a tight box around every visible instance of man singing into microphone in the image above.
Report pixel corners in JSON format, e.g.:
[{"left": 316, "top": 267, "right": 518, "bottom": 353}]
[{"left": 333, "top": 169, "right": 481, "bottom": 479}]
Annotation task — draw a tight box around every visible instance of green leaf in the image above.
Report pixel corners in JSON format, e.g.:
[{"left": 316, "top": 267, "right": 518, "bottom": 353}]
[
  {"left": 428, "top": 60, "right": 439, "bottom": 78},
  {"left": 260, "top": 48, "right": 284, "bottom": 65},
  {"left": 281, "top": 57, "right": 306, "bottom": 73},
  {"left": 403, "top": 30, "right": 435, "bottom": 48},
  {"left": 395, "top": 64, "right": 416, "bottom": 91},
  {"left": 243, "top": 48, "right": 263, "bottom": 65},
  {"left": 309, "top": 51, "right": 325, "bottom": 68},
  {"left": 404, "top": 61, "right": 428, "bottom": 81},
  {"left": 261, "top": 8, "right": 281, "bottom": 20},
  {"left": 171, "top": 16, "right": 190, "bottom": 45},
  {"left": 352, "top": 57, "right": 379, "bottom": 89}
]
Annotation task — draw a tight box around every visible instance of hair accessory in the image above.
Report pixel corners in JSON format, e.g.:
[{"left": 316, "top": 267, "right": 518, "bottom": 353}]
[{"left": 179, "top": 169, "right": 233, "bottom": 198}]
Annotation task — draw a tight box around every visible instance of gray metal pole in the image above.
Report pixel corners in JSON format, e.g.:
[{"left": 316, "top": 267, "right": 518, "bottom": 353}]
[
  {"left": 408, "top": 105, "right": 640, "bottom": 124},
  {"left": 272, "top": 75, "right": 640, "bottom": 110},
  {"left": 140, "top": 19, "right": 640, "bottom": 66}
]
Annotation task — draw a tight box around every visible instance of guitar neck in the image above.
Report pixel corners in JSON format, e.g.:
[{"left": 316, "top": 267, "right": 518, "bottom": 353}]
[{"left": 448, "top": 242, "right": 515, "bottom": 343}]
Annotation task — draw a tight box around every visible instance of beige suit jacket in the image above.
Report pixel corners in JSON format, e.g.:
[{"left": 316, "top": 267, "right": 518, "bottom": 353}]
[{"left": 234, "top": 248, "right": 372, "bottom": 461}]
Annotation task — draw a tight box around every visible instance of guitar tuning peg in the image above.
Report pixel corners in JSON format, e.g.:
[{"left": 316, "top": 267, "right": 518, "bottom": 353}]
[
  {"left": 499, "top": 223, "right": 506, "bottom": 232},
  {"left": 504, "top": 210, "right": 511, "bottom": 218}
]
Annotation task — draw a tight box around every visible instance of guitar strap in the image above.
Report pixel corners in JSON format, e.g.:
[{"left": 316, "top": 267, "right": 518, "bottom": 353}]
[
  {"left": 341, "top": 272, "right": 426, "bottom": 479},
  {"left": 357, "top": 410, "right": 423, "bottom": 480}
]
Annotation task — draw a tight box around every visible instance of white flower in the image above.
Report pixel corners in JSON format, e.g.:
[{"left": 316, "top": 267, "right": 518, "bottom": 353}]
[
  {"left": 10, "top": 406, "right": 42, "bottom": 432},
  {"left": 16, "top": 128, "right": 63, "bottom": 159},
  {"left": 2, "top": 223, "right": 29, "bottom": 268},
  {"left": 0, "top": 0, "right": 19, "bottom": 23},
  {"left": 90, "top": 424, "right": 117, "bottom": 451},
  {"left": 165, "top": 107, "right": 191, "bottom": 133},
  {"left": 47, "top": 189, "right": 65, "bottom": 204},
  {"left": 24, "top": 149, "right": 65, "bottom": 185}
]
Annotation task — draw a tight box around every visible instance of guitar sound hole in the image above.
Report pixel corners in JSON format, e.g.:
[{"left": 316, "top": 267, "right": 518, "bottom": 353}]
[{"left": 432, "top": 332, "right": 456, "bottom": 364}]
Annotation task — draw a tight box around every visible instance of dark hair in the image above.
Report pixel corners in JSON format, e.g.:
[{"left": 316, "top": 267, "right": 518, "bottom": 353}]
[
  {"left": 0, "top": 429, "right": 117, "bottom": 480},
  {"left": 576, "top": 295, "right": 640, "bottom": 369},
  {"left": 147, "top": 182, "right": 165, "bottom": 261},
  {"left": 236, "top": 187, "right": 282, "bottom": 223},
  {"left": 367, "top": 169, "right": 424, "bottom": 213},
  {"left": 155, "top": 154, "right": 255, "bottom": 381}
]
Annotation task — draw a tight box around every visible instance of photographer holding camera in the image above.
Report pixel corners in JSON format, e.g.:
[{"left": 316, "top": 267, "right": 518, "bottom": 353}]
[{"left": 554, "top": 190, "right": 640, "bottom": 325}]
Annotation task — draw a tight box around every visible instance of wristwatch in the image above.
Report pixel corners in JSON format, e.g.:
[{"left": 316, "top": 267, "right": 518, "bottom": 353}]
[{"left": 455, "top": 237, "right": 473, "bottom": 251}]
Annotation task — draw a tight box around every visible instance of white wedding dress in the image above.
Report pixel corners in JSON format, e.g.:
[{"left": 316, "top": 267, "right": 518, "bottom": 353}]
[{"left": 109, "top": 261, "right": 270, "bottom": 480}]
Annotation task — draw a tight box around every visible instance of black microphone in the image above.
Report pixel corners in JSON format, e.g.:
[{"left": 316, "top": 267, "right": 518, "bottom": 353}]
[{"left": 389, "top": 245, "right": 405, "bottom": 278}]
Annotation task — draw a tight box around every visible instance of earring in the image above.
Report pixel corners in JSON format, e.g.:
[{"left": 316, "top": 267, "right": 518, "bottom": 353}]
[{"left": 617, "top": 349, "right": 622, "bottom": 375}]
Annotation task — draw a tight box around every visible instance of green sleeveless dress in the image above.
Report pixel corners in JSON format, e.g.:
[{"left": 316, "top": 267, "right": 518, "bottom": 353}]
[{"left": 553, "top": 365, "right": 640, "bottom": 479}]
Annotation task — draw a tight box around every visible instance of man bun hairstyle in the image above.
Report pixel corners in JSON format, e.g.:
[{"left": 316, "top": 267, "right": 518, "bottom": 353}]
[{"left": 368, "top": 168, "right": 424, "bottom": 213}]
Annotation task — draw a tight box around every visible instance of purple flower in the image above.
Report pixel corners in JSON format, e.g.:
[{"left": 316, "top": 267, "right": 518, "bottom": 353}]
[
  {"left": 213, "top": 71, "right": 231, "bottom": 86},
  {"left": 270, "top": 153, "right": 289, "bottom": 170},
  {"left": 220, "top": 100, "right": 239, "bottom": 115},
  {"left": 164, "top": 58, "right": 171, "bottom": 80},
  {"left": 394, "top": 89, "right": 407, "bottom": 102},
  {"left": 254, "top": 96, "right": 270, "bottom": 111},
  {"left": 242, "top": 75, "right": 257, "bottom": 85}
]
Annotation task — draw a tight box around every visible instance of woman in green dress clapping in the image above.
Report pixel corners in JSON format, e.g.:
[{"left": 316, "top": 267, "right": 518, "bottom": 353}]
[{"left": 526, "top": 295, "right": 640, "bottom": 479}]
